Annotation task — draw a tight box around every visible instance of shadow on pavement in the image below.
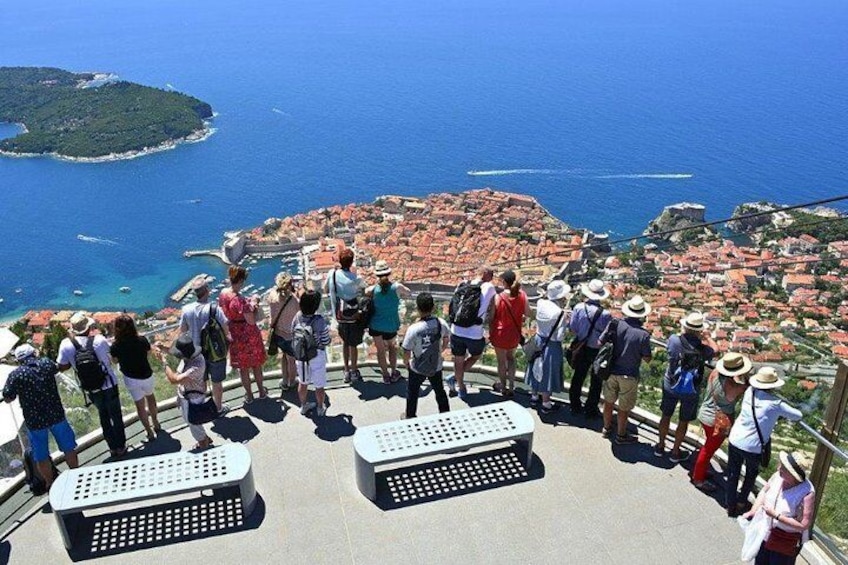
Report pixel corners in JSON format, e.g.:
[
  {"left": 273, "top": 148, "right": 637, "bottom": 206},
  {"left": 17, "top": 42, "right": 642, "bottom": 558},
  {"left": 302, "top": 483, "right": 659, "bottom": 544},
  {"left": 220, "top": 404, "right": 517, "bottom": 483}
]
[
  {"left": 210, "top": 415, "right": 261, "bottom": 443},
  {"left": 0, "top": 540, "right": 9, "bottom": 565},
  {"left": 117, "top": 431, "right": 183, "bottom": 461},
  {"left": 352, "top": 376, "right": 405, "bottom": 402},
  {"left": 313, "top": 413, "right": 357, "bottom": 442},
  {"left": 244, "top": 398, "right": 289, "bottom": 424},
  {"left": 65, "top": 491, "right": 266, "bottom": 561},
  {"left": 375, "top": 445, "right": 544, "bottom": 511}
]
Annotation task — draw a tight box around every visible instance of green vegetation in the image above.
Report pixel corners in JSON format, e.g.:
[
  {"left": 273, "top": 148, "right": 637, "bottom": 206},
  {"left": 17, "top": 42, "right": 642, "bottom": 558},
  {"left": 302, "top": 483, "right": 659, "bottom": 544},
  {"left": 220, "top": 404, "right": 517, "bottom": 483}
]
[
  {"left": 764, "top": 210, "right": 848, "bottom": 244},
  {"left": 0, "top": 67, "right": 212, "bottom": 159}
]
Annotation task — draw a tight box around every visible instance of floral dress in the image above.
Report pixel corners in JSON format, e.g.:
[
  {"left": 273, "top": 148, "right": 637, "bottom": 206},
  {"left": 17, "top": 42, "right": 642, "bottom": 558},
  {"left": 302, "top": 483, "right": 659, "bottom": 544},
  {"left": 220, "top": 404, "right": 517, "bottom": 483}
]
[{"left": 219, "top": 290, "right": 267, "bottom": 369}]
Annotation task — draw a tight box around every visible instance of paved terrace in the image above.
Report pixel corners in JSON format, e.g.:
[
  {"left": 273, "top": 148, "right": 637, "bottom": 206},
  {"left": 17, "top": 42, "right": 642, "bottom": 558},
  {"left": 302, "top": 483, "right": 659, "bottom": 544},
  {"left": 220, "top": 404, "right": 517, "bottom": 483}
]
[{"left": 0, "top": 365, "right": 818, "bottom": 565}]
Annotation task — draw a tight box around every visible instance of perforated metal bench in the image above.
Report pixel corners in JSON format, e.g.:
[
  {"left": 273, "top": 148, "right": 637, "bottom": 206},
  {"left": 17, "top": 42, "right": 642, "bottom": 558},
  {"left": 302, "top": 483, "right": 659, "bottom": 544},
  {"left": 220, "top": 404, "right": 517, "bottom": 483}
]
[
  {"left": 48, "top": 443, "right": 256, "bottom": 550},
  {"left": 352, "top": 401, "right": 534, "bottom": 501}
]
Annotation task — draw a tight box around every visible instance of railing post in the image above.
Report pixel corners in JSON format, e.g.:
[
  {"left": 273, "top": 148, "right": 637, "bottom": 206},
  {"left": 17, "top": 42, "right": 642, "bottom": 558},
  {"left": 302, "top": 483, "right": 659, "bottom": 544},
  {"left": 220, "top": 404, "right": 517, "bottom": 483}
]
[{"left": 809, "top": 360, "right": 848, "bottom": 531}]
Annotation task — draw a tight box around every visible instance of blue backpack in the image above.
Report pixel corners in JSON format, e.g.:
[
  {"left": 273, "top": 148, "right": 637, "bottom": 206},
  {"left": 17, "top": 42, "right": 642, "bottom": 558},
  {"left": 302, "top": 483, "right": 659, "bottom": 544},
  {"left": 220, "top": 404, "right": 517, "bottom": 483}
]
[{"left": 669, "top": 336, "right": 704, "bottom": 395}]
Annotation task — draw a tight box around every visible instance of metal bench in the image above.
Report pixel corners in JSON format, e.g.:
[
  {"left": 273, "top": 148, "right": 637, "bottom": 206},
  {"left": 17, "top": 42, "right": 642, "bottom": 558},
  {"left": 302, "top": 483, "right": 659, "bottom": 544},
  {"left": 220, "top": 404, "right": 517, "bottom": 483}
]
[
  {"left": 48, "top": 443, "right": 256, "bottom": 550},
  {"left": 353, "top": 401, "right": 534, "bottom": 501}
]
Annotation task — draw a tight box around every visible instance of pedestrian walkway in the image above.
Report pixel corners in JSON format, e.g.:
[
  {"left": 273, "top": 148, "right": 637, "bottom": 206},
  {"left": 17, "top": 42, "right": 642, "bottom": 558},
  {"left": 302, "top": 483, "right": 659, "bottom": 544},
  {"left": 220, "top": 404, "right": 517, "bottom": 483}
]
[{"left": 0, "top": 366, "right": 811, "bottom": 564}]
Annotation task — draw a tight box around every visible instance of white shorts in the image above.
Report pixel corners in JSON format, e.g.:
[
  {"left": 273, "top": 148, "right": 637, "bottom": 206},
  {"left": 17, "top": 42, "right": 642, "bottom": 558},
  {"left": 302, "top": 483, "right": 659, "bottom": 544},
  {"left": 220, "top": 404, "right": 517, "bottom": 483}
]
[
  {"left": 123, "top": 375, "right": 155, "bottom": 402},
  {"left": 296, "top": 350, "right": 327, "bottom": 388}
]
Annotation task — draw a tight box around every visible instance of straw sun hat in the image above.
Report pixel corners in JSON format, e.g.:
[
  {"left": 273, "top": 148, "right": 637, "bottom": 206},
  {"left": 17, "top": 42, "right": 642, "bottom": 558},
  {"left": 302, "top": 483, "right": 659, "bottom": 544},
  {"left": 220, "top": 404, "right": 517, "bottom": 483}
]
[
  {"left": 621, "top": 295, "right": 651, "bottom": 319},
  {"left": 749, "top": 366, "right": 785, "bottom": 390},
  {"left": 779, "top": 451, "right": 806, "bottom": 483},
  {"left": 69, "top": 312, "right": 96, "bottom": 335},
  {"left": 374, "top": 260, "right": 392, "bottom": 277},
  {"left": 581, "top": 279, "right": 610, "bottom": 301},
  {"left": 546, "top": 280, "right": 572, "bottom": 301},
  {"left": 715, "top": 352, "right": 753, "bottom": 384}
]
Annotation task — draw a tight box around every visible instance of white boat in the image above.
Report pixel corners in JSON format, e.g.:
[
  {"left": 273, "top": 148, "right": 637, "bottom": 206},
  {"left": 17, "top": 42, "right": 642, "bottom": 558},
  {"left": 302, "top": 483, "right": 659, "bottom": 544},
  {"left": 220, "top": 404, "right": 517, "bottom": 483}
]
[
  {"left": 14, "top": 288, "right": 22, "bottom": 294},
  {"left": 73, "top": 290, "right": 84, "bottom": 296},
  {"left": 119, "top": 286, "right": 131, "bottom": 293},
  {"left": 0, "top": 298, "right": 4, "bottom": 304}
]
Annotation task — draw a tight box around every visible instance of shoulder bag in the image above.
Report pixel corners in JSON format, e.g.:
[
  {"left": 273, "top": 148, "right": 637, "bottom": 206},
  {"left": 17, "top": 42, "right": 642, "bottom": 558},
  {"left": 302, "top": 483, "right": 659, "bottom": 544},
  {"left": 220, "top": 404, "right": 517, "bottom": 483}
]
[
  {"left": 751, "top": 390, "right": 772, "bottom": 467},
  {"left": 763, "top": 484, "right": 803, "bottom": 556},
  {"left": 565, "top": 304, "right": 602, "bottom": 368},
  {"left": 183, "top": 390, "right": 218, "bottom": 425},
  {"left": 711, "top": 374, "right": 733, "bottom": 437},
  {"left": 266, "top": 294, "right": 292, "bottom": 356},
  {"left": 523, "top": 310, "right": 564, "bottom": 367}
]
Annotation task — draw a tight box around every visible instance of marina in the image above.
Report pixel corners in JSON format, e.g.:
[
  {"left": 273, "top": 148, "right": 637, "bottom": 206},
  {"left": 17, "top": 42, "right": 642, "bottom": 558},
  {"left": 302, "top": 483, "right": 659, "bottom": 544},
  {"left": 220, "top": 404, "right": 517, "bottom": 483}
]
[{"left": 169, "top": 273, "right": 209, "bottom": 303}]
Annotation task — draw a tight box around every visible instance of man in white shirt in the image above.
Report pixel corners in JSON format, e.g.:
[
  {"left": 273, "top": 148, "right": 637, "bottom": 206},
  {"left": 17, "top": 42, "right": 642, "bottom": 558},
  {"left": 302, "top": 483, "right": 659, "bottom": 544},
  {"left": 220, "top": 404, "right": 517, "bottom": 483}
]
[
  {"left": 446, "top": 267, "right": 496, "bottom": 400},
  {"left": 56, "top": 312, "right": 127, "bottom": 458},
  {"left": 726, "top": 366, "right": 803, "bottom": 516}
]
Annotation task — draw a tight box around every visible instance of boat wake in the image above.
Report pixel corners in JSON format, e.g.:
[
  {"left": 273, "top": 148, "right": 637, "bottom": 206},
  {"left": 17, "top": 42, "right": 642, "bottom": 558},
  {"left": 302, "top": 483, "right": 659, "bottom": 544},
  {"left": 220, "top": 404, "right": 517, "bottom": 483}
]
[
  {"left": 77, "top": 234, "right": 118, "bottom": 246},
  {"left": 467, "top": 169, "right": 567, "bottom": 176},
  {"left": 594, "top": 173, "right": 693, "bottom": 180},
  {"left": 271, "top": 108, "right": 291, "bottom": 117}
]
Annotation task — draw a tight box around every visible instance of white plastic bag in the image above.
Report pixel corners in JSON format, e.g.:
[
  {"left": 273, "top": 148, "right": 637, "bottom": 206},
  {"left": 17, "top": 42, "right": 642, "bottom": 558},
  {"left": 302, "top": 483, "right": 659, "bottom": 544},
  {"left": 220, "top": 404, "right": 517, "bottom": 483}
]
[
  {"left": 532, "top": 356, "right": 544, "bottom": 382},
  {"left": 738, "top": 510, "right": 769, "bottom": 562}
]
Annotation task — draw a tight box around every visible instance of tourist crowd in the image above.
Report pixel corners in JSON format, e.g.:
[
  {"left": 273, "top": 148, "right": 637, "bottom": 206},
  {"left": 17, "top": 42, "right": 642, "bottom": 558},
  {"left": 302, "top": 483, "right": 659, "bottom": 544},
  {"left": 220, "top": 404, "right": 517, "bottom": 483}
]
[{"left": 2, "top": 251, "right": 815, "bottom": 563}]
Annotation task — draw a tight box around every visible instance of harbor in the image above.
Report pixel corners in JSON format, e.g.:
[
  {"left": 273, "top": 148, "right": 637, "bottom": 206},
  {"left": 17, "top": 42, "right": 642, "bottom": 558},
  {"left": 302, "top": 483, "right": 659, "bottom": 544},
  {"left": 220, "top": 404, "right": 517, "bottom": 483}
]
[{"left": 169, "top": 273, "right": 210, "bottom": 303}]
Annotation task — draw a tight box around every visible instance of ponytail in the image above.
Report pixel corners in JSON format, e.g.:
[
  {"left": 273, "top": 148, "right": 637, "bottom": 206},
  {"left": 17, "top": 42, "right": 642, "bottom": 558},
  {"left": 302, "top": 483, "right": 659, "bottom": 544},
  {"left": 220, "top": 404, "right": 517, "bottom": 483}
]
[{"left": 509, "top": 279, "right": 521, "bottom": 298}]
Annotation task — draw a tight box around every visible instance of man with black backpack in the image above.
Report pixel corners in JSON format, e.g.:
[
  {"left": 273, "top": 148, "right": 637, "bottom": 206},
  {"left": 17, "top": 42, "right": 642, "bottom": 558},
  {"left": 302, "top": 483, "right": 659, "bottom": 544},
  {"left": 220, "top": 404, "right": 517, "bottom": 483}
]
[
  {"left": 402, "top": 293, "right": 451, "bottom": 419},
  {"left": 4, "top": 344, "right": 78, "bottom": 493},
  {"left": 179, "top": 278, "right": 232, "bottom": 414},
  {"left": 324, "top": 249, "right": 367, "bottom": 384},
  {"left": 654, "top": 312, "right": 717, "bottom": 463},
  {"left": 57, "top": 312, "right": 127, "bottom": 458},
  {"left": 446, "top": 267, "right": 496, "bottom": 400}
]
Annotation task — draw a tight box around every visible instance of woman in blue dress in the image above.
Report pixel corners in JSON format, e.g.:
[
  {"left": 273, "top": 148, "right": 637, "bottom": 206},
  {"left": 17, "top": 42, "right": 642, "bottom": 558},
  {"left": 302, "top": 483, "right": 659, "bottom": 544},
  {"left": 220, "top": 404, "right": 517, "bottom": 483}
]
[{"left": 526, "top": 280, "right": 571, "bottom": 414}]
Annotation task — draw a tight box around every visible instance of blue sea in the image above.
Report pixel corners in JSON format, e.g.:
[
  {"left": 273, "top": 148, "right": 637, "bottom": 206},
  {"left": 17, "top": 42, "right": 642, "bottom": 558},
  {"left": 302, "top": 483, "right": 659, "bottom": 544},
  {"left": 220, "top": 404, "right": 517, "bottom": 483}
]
[{"left": 1, "top": 0, "right": 847, "bottom": 318}]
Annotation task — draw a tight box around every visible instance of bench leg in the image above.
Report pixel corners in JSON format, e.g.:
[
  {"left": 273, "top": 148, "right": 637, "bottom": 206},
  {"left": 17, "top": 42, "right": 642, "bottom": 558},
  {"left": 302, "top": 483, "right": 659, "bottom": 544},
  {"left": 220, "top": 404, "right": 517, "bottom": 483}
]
[
  {"left": 519, "top": 433, "right": 534, "bottom": 470},
  {"left": 239, "top": 465, "right": 257, "bottom": 517},
  {"left": 354, "top": 452, "right": 377, "bottom": 501},
  {"left": 54, "top": 511, "right": 74, "bottom": 550}
]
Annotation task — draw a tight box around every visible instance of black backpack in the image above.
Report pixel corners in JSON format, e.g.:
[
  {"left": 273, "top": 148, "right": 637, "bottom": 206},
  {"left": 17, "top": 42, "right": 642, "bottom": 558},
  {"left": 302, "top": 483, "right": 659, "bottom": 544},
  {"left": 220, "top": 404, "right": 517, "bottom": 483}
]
[
  {"left": 591, "top": 319, "right": 619, "bottom": 382},
  {"left": 71, "top": 336, "right": 108, "bottom": 391},
  {"left": 448, "top": 281, "right": 483, "bottom": 327},
  {"left": 291, "top": 316, "right": 319, "bottom": 362},
  {"left": 200, "top": 303, "right": 229, "bottom": 363},
  {"left": 23, "top": 447, "right": 58, "bottom": 496}
]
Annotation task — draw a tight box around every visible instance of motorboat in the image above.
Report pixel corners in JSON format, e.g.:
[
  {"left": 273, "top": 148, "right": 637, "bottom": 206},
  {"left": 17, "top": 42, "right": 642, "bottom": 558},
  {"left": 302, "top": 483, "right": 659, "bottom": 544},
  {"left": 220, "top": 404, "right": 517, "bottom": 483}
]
[
  {"left": 119, "top": 286, "right": 131, "bottom": 293},
  {"left": 73, "top": 290, "right": 84, "bottom": 296}
]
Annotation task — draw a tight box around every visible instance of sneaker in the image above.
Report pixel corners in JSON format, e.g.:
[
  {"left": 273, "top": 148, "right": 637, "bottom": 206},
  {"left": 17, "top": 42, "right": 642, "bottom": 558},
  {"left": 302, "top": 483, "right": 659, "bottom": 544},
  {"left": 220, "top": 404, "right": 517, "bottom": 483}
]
[
  {"left": 529, "top": 395, "right": 540, "bottom": 407},
  {"left": 458, "top": 387, "right": 469, "bottom": 401},
  {"left": 615, "top": 434, "right": 639, "bottom": 445},
  {"left": 217, "top": 405, "right": 231, "bottom": 418},
  {"left": 382, "top": 374, "right": 392, "bottom": 384},
  {"left": 343, "top": 371, "right": 352, "bottom": 384},
  {"left": 316, "top": 405, "right": 326, "bottom": 417},
  {"left": 601, "top": 427, "right": 612, "bottom": 439},
  {"left": 300, "top": 401, "right": 317, "bottom": 415},
  {"left": 352, "top": 369, "right": 363, "bottom": 382},
  {"left": 540, "top": 403, "right": 559, "bottom": 414},
  {"left": 445, "top": 374, "right": 458, "bottom": 397},
  {"left": 670, "top": 450, "right": 691, "bottom": 464},
  {"left": 280, "top": 381, "right": 291, "bottom": 392},
  {"left": 653, "top": 443, "right": 665, "bottom": 458}
]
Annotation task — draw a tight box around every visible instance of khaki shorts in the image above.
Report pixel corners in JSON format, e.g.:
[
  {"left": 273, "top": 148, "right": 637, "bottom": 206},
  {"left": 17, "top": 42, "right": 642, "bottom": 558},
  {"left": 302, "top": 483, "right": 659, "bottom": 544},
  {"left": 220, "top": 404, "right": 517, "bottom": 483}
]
[{"left": 602, "top": 374, "right": 639, "bottom": 412}]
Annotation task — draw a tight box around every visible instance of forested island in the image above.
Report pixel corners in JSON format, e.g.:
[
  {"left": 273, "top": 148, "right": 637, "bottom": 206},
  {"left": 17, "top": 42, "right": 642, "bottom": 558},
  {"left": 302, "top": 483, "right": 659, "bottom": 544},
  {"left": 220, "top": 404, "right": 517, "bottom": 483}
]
[{"left": 0, "top": 67, "right": 213, "bottom": 161}]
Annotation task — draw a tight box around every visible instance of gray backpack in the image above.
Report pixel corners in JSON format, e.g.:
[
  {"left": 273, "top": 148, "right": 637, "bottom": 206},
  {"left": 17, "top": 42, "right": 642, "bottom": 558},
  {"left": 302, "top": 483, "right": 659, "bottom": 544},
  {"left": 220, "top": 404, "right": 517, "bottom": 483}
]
[{"left": 412, "top": 318, "right": 442, "bottom": 377}]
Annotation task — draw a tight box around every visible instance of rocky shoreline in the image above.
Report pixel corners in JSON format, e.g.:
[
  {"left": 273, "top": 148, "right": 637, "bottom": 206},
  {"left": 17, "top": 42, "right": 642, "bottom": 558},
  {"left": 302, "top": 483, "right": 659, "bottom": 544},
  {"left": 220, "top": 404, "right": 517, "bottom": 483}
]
[{"left": 0, "top": 121, "right": 215, "bottom": 163}]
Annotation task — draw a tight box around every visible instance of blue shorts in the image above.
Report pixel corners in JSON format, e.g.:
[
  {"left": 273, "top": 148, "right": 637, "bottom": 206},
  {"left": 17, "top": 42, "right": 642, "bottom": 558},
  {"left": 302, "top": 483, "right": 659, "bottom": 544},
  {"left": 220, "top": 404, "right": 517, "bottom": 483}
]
[
  {"left": 206, "top": 359, "right": 228, "bottom": 383},
  {"left": 660, "top": 389, "right": 698, "bottom": 422},
  {"left": 450, "top": 334, "right": 486, "bottom": 357},
  {"left": 27, "top": 420, "right": 77, "bottom": 462},
  {"left": 274, "top": 335, "right": 295, "bottom": 357}
]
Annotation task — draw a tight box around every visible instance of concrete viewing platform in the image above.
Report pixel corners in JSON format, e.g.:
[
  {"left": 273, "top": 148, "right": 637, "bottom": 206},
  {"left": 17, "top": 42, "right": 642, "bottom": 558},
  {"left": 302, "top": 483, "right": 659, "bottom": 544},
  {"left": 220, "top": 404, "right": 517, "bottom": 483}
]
[{"left": 0, "top": 365, "right": 819, "bottom": 564}]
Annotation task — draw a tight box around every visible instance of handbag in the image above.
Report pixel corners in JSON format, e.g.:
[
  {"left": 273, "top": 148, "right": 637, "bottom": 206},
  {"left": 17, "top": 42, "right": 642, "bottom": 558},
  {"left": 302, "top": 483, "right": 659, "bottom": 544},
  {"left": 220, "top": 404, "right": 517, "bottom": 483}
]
[
  {"left": 183, "top": 390, "right": 218, "bottom": 425},
  {"left": 267, "top": 294, "right": 292, "bottom": 356},
  {"left": 764, "top": 526, "right": 802, "bottom": 556},
  {"left": 565, "top": 304, "right": 603, "bottom": 368},
  {"left": 525, "top": 310, "right": 564, "bottom": 369},
  {"left": 710, "top": 374, "right": 733, "bottom": 436},
  {"left": 751, "top": 390, "right": 772, "bottom": 467}
]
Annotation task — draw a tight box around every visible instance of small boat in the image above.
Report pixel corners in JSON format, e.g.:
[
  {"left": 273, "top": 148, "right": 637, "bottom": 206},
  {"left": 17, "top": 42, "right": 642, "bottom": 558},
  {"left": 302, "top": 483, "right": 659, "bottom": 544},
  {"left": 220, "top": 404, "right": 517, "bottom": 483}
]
[
  {"left": 14, "top": 288, "right": 22, "bottom": 294},
  {"left": 73, "top": 290, "right": 84, "bottom": 296},
  {"left": 119, "top": 286, "right": 131, "bottom": 293},
  {"left": 189, "top": 199, "right": 202, "bottom": 204},
  {"left": 0, "top": 298, "right": 4, "bottom": 304}
]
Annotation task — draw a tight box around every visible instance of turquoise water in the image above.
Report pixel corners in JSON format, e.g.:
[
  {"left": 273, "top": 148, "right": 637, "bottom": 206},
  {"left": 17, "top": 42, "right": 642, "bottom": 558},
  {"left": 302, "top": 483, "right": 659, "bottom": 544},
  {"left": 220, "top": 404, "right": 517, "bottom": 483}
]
[{"left": 1, "top": 0, "right": 847, "bottom": 317}]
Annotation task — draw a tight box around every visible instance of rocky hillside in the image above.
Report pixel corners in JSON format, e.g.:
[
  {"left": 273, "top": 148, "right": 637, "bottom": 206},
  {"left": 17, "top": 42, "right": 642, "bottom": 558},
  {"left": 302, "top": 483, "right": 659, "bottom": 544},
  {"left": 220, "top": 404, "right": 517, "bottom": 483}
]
[{"left": 643, "top": 202, "right": 715, "bottom": 246}]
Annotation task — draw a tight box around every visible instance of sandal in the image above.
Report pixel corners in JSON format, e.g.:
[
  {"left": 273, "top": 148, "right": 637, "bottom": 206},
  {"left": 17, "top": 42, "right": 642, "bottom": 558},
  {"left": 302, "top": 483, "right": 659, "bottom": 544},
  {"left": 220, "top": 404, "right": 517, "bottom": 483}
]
[
  {"left": 693, "top": 480, "right": 717, "bottom": 493},
  {"left": 492, "top": 382, "right": 504, "bottom": 393},
  {"left": 244, "top": 394, "right": 255, "bottom": 405},
  {"left": 504, "top": 389, "right": 515, "bottom": 398},
  {"left": 258, "top": 386, "right": 269, "bottom": 399}
]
